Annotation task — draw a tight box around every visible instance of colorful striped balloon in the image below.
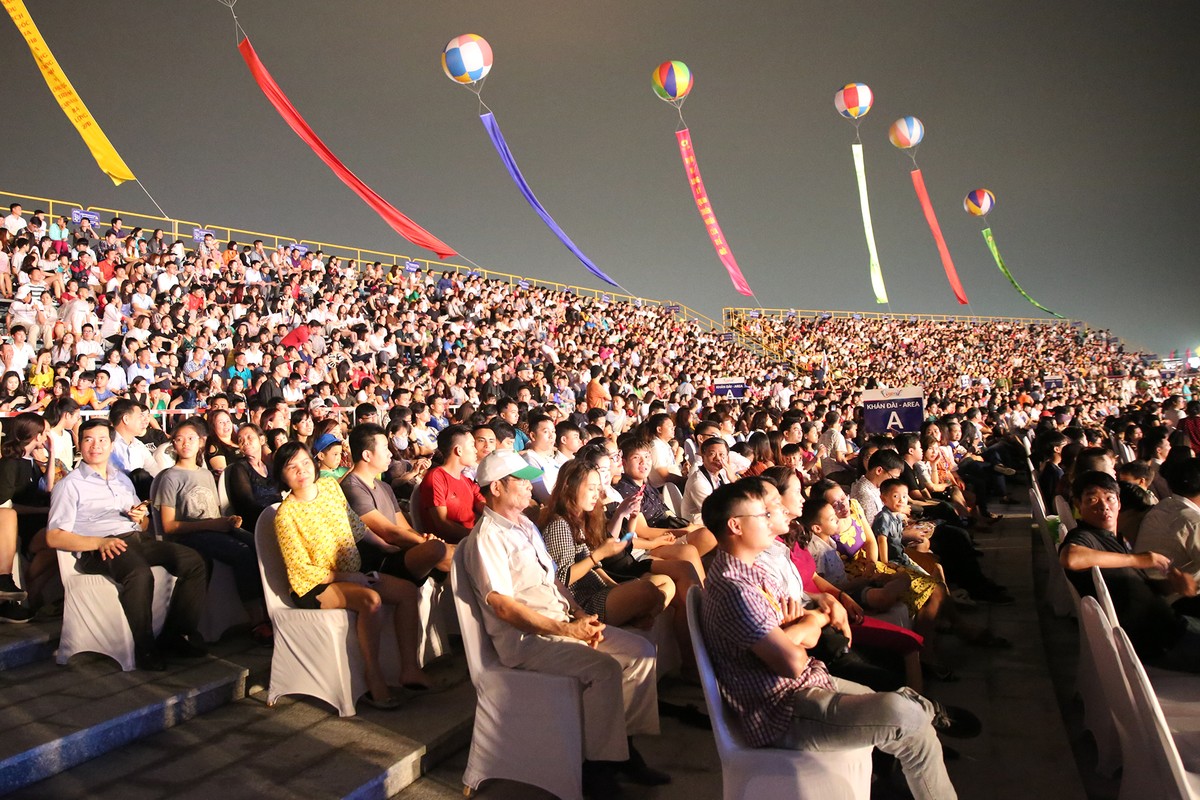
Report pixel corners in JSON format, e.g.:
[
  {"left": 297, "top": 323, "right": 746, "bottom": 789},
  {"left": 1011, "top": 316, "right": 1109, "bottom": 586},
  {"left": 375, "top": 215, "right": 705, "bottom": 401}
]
[
  {"left": 964, "top": 189, "right": 995, "bottom": 217},
  {"left": 652, "top": 60, "right": 693, "bottom": 102},
  {"left": 834, "top": 83, "right": 874, "bottom": 120},
  {"left": 889, "top": 116, "right": 925, "bottom": 149},
  {"left": 442, "top": 34, "right": 493, "bottom": 85}
]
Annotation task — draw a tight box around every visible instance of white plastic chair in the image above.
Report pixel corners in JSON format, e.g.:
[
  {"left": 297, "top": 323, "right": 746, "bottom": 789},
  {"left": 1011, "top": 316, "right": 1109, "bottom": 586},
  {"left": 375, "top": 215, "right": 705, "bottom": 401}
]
[
  {"left": 1113, "top": 626, "right": 1200, "bottom": 799},
  {"left": 254, "top": 505, "right": 366, "bottom": 717},
  {"left": 55, "top": 549, "right": 177, "bottom": 671},
  {"left": 686, "top": 587, "right": 872, "bottom": 800},
  {"left": 450, "top": 547, "right": 585, "bottom": 800}
]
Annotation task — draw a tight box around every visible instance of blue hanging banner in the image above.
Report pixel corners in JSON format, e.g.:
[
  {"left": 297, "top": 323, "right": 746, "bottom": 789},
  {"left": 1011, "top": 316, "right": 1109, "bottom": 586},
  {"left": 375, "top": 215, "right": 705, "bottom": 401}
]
[{"left": 479, "top": 111, "right": 621, "bottom": 288}]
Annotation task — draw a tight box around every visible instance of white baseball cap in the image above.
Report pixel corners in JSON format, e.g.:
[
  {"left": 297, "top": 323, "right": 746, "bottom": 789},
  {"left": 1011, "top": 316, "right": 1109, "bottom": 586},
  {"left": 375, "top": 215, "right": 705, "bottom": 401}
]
[{"left": 475, "top": 451, "right": 543, "bottom": 486}]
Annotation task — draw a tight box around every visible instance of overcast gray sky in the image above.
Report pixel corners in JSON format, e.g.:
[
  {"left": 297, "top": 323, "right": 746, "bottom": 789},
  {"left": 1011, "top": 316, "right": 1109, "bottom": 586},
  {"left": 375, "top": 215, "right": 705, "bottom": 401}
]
[{"left": 3, "top": 1, "right": 1196, "bottom": 354}]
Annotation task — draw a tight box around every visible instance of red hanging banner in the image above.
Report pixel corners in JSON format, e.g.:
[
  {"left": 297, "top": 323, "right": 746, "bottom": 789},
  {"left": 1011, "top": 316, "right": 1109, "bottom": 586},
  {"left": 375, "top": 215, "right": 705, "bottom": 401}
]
[
  {"left": 238, "top": 37, "right": 457, "bottom": 260},
  {"left": 910, "top": 168, "right": 968, "bottom": 305},
  {"left": 676, "top": 128, "right": 753, "bottom": 297}
]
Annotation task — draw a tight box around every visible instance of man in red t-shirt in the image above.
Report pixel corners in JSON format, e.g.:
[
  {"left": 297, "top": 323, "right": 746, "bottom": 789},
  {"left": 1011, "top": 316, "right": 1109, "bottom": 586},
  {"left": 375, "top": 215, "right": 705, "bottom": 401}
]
[
  {"left": 1180, "top": 400, "right": 1200, "bottom": 456},
  {"left": 415, "top": 424, "right": 485, "bottom": 543}
]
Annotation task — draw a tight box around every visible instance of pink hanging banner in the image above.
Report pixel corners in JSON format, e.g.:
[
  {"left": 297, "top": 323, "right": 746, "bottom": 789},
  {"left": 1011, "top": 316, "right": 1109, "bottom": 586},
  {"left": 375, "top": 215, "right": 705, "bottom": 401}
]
[
  {"left": 676, "top": 128, "right": 753, "bottom": 297},
  {"left": 910, "top": 168, "right": 968, "bottom": 305},
  {"left": 238, "top": 37, "right": 457, "bottom": 260}
]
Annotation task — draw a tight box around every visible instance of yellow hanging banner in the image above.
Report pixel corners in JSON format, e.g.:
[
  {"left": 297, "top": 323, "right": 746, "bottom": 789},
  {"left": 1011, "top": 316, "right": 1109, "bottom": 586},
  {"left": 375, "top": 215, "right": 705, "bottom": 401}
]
[{"left": 2, "top": 0, "right": 135, "bottom": 185}]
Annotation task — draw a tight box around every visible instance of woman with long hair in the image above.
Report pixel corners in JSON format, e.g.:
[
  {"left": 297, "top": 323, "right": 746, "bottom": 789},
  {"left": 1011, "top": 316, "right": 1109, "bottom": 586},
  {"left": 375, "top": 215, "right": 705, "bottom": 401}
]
[
  {"left": 538, "top": 458, "right": 671, "bottom": 628},
  {"left": 0, "top": 412, "right": 59, "bottom": 617},
  {"left": 272, "top": 441, "right": 432, "bottom": 708},
  {"left": 151, "top": 417, "right": 272, "bottom": 645},
  {"left": 224, "top": 424, "right": 283, "bottom": 532},
  {"left": 204, "top": 408, "right": 240, "bottom": 474}
]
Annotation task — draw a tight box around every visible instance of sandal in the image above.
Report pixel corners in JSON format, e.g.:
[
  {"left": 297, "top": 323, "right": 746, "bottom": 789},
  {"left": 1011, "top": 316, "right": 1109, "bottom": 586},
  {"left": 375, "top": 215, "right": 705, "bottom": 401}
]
[{"left": 361, "top": 692, "right": 404, "bottom": 711}]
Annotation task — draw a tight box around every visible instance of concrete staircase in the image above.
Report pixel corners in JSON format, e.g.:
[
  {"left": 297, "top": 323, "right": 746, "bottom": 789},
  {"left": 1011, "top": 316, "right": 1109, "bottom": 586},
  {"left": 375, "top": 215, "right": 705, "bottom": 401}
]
[{"left": 0, "top": 619, "right": 475, "bottom": 799}]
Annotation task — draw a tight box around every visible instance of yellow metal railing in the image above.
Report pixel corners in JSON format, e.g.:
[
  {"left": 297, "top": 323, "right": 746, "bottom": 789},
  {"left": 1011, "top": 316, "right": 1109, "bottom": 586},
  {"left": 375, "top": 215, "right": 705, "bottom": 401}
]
[
  {"left": 724, "top": 307, "right": 1078, "bottom": 326},
  {"left": 0, "top": 188, "right": 727, "bottom": 330}
]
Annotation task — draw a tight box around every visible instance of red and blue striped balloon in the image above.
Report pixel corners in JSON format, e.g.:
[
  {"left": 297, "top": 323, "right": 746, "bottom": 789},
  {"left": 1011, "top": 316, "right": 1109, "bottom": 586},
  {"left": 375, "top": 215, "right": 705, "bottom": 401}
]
[
  {"left": 889, "top": 116, "right": 925, "bottom": 149},
  {"left": 652, "top": 60, "right": 693, "bottom": 102},
  {"left": 964, "top": 189, "right": 995, "bottom": 216},
  {"left": 834, "top": 83, "right": 873, "bottom": 120}
]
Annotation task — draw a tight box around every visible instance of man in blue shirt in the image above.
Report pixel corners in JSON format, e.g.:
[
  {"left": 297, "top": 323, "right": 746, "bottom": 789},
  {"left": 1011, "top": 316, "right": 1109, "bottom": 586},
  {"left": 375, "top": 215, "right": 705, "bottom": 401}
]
[{"left": 47, "top": 418, "right": 207, "bottom": 671}]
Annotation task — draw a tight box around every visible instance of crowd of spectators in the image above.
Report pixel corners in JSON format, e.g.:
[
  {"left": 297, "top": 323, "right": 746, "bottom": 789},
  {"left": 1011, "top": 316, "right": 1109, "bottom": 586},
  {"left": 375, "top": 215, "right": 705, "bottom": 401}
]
[{"left": 2, "top": 198, "right": 1199, "bottom": 795}]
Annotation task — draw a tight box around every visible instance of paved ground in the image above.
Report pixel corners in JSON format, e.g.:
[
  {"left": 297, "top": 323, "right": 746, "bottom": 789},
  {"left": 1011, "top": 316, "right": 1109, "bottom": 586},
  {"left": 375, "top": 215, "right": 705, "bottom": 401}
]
[{"left": 400, "top": 501, "right": 1094, "bottom": 799}]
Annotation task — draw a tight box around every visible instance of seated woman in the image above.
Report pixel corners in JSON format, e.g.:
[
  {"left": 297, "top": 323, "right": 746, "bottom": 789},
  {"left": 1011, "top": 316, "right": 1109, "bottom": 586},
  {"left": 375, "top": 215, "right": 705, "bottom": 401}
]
[
  {"left": 539, "top": 458, "right": 672, "bottom": 629},
  {"left": 273, "top": 441, "right": 432, "bottom": 709},
  {"left": 224, "top": 424, "right": 283, "bottom": 533},
  {"left": 0, "top": 412, "right": 60, "bottom": 619},
  {"left": 204, "top": 408, "right": 240, "bottom": 475},
  {"left": 151, "top": 418, "right": 272, "bottom": 645}
]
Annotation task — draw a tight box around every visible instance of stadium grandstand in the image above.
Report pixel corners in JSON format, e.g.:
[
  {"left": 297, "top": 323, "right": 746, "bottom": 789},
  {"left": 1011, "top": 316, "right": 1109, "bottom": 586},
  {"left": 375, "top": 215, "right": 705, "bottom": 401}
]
[{"left": 0, "top": 188, "right": 1197, "bottom": 800}]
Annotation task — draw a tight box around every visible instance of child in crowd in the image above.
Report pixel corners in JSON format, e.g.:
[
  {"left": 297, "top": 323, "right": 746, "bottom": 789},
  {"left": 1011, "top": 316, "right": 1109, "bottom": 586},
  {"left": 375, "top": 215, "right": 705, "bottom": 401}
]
[{"left": 874, "top": 479, "right": 931, "bottom": 577}]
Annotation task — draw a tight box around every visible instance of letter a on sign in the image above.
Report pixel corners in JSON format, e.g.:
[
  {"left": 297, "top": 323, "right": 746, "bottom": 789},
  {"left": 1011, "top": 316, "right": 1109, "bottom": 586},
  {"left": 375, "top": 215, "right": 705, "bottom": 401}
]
[{"left": 887, "top": 411, "right": 904, "bottom": 431}]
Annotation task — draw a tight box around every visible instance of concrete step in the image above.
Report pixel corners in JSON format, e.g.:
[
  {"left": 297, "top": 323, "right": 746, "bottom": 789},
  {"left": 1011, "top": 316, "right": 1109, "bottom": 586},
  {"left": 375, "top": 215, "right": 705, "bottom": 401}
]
[
  {"left": 0, "top": 619, "right": 59, "bottom": 671},
  {"left": 6, "top": 652, "right": 475, "bottom": 800},
  {"left": 0, "top": 652, "right": 248, "bottom": 794}
]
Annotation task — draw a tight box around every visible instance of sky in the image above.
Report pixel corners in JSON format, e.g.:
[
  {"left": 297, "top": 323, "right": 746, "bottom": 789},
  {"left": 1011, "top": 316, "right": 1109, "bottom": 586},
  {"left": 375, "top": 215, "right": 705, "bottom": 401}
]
[{"left": 2, "top": 1, "right": 1197, "bottom": 355}]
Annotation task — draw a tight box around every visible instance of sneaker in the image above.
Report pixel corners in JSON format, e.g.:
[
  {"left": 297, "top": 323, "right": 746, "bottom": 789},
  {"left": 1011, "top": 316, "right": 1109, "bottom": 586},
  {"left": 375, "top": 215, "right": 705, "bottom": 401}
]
[
  {"left": 0, "top": 574, "right": 26, "bottom": 602},
  {"left": 0, "top": 602, "right": 32, "bottom": 624},
  {"left": 930, "top": 701, "right": 983, "bottom": 739},
  {"left": 994, "top": 465, "right": 1017, "bottom": 476}
]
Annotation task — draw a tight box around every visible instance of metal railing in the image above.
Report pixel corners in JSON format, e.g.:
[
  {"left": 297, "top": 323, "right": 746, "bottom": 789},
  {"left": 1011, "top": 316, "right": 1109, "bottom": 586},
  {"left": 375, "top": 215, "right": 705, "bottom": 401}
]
[
  {"left": 723, "top": 306, "right": 1079, "bottom": 326},
  {"left": 0, "top": 188, "right": 726, "bottom": 331}
]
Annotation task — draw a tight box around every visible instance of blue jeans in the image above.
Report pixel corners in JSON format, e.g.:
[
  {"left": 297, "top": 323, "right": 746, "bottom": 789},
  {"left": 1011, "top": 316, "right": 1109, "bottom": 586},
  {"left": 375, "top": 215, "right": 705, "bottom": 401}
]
[
  {"left": 774, "top": 678, "right": 957, "bottom": 800},
  {"left": 175, "top": 528, "right": 263, "bottom": 601}
]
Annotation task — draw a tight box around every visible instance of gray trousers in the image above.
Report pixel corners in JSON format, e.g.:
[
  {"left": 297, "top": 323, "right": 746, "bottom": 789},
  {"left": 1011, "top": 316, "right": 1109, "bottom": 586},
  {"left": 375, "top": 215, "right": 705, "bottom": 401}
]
[{"left": 775, "top": 678, "right": 957, "bottom": 800}]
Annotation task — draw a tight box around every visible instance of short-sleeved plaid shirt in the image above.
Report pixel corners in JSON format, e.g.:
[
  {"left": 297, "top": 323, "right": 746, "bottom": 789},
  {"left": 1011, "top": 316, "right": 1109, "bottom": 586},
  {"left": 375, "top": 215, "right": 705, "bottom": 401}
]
[{"left": 701, "top": 550, "right": 834, "bottom": 747}]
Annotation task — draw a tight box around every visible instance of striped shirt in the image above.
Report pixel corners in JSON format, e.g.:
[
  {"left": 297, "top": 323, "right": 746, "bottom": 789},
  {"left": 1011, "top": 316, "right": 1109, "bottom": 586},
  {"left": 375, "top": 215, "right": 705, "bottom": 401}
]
[{"left": 701, "top": 550, "right": 834, "bottom": 748}]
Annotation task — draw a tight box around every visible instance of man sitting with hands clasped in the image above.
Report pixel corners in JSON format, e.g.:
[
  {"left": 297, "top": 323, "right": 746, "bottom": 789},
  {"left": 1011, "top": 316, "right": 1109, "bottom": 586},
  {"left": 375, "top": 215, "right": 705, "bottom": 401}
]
[{"left": 47, "top": 418, "right": 208, "bottom": 671}]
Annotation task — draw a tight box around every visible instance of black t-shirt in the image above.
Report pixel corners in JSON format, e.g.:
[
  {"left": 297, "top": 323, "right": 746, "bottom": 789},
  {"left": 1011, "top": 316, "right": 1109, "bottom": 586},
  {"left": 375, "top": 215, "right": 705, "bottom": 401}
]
[{"left": 1059, "top": 522, "right": 1183, "bottom": 660}]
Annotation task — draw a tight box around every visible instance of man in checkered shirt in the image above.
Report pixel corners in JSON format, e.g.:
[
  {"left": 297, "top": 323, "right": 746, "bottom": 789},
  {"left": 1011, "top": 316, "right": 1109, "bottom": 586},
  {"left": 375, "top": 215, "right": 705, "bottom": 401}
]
[{"left": 699, "top": 480, "right": 957, "bottom": 800}]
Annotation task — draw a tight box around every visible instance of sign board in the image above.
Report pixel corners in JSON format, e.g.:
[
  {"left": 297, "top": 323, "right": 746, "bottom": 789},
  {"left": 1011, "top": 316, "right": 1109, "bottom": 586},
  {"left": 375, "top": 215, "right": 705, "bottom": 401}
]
[
  {"left": 601, "top": 294, "right": 611, "bottom": 303},
  {"left": 404, "top": 261, "right": 420, "bottom": 273},
  {"left": 1043, "top": 375, "right": 1065, "bottom": 390},
  {"left": 287, "top": 243, "right": 310, "bottom": 255},
  {"left": 467, "top": 269, "right": 480, "bottom": 278},
  {"left": 713, "top": 377, "right": 747, "bottom": 399},
  {"left": 861, "top": 386, "right": 925, "bottom": 434},
  {"left": 718, "top": 332, "right": 734, "bottom": 342},
  {"left": 665, "top": 304, "right": 681, "bottom": 313},
  {"left": 192, "top": 227, "right": 215, "bottom": 242},
  {"left": 517, "top": 279, "right": 530, "bottom": 289},
  {"left": 71, "top": 209, "right": 100, "bottom": 225},
  {"left": 786, "top": 310, "right": 796, "bottom": 318},
  {"left": 748, "top": 310, "right": 760, "bottom": 318}
]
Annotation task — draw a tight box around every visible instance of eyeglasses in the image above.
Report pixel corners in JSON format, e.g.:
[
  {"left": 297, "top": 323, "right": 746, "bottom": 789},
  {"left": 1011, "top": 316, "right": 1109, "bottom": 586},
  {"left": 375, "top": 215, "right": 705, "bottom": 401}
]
[{"left": 734, "top": 511, "right": 774, "bottom": 521}]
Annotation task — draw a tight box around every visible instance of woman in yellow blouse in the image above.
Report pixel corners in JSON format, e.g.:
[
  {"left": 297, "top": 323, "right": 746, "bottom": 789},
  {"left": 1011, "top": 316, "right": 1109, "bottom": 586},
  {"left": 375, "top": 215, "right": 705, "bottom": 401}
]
[{"left": 272, "top": 441, "right": 429, "bottom": 710}]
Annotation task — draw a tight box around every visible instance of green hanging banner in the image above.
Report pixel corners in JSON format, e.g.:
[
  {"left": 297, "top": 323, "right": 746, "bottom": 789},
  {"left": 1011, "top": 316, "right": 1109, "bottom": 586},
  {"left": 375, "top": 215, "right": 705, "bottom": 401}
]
[{"left": 981, "top": 227, "right": 1063, "bottom": 318}]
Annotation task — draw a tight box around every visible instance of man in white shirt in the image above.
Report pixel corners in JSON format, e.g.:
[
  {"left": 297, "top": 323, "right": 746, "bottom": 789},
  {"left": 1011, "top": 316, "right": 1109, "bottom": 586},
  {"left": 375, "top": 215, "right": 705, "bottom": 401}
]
[
  {"left": 521, "top": 412, "right": 560, "bottom": 504},
  {"left": 459, "top": 452, "right": 665, "bottom": 795},
  {"left": 2, "top": 203, "right": 26, "bottom": 236},
  {"left": 681, "top": 436, "right": 731, "bottom": 523}
]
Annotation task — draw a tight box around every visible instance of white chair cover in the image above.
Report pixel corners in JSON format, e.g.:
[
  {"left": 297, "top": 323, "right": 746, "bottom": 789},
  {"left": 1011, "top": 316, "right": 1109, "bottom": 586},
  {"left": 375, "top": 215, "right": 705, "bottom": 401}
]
[
  {"left": 1055, "top": 495, "right": 1077, "bottom": 534},
  {"left": 1091, "top": 566, "right": 1119, "bottom": 627},
  {"left": 662, "top": 482, "right": 684, "bottom": 517},
  {"left": 198, "top": 560, "right": 251, "bottom": 643},
  {"left": 1079, "top": 597, "right": 1127, "bottom": 777},
  {"left": 254, "top": 505, "right": 366, "bottom": 717},
  {"left": 685, "top": 587, "right": 872, "bottom": 800},
  {"left": 1031, "top": 487, "right": 1075, "bottom": 618},
  {"left": 55, "top": 549, "right": 177, "bottom": 671},
  {"left": 450, "top": 547, "right": 584, "bottom": 800},
  {"left": 216, "top": 470, "right": 234, "bottom": 516},
  {"left": 1113, "top": 627, "right": 1200, "bottom": 799}
]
